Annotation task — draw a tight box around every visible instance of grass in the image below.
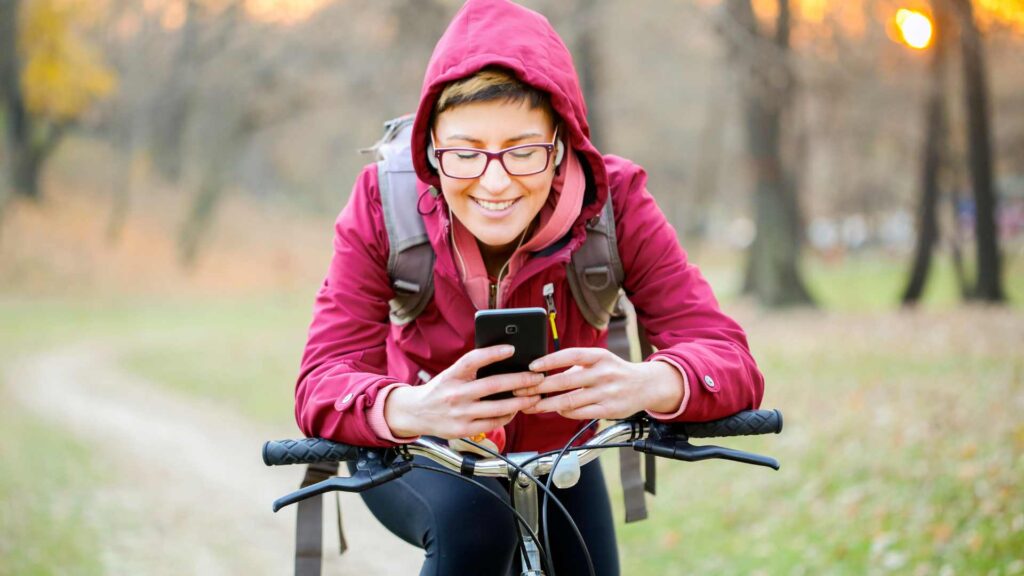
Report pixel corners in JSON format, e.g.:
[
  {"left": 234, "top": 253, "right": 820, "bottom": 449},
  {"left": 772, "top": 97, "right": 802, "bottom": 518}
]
[
  {"left": 0, "top": 306, "right": 109, "bottom": 576},
  {"left": 804, "top": 251, "right": 1024, "bottom": 311},
  {"left": 117, "top": 294, "right": 309, "bottom": 425},
  {"left": 691, "top": 246, "right": 1024, "bottom": 311},
  {"left": 610, "top": 309, "right": 1024, "bottom": 574},
  {"left": 1, "top": 248, "right": 1022, "bottom": 574},
  {"left": 0, "top": 398, "right": 107, "bottom": 576},
  {"left": 0, "top": 294, "right": 309, "bottom": 575},
  {"left": 0, "top": 293, "right": 310, "bottom": 425}
]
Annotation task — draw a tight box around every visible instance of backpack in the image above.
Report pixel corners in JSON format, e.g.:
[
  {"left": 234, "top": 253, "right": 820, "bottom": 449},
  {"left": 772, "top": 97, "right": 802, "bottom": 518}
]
[{"left": 292, "top": 116, "right": 655, "bottom": 576}]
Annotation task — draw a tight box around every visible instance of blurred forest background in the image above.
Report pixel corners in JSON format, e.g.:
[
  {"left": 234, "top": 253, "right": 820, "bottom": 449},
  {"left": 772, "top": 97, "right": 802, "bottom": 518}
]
[
  {"left": 1, "top": 0, "right": 1023, "bottom": 574},
  {"left": 0, "top": 0, "right": 1022, "bottom": 303}
]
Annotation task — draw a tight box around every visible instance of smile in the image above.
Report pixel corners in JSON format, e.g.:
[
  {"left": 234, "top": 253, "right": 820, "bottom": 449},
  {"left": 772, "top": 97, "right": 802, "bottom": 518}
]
[{"left": 472, "top": 197, "right": 519, "bottom": 211}]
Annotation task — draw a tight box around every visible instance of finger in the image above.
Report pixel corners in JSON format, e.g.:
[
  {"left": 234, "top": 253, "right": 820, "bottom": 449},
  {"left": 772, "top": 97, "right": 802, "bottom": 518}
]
[
  {"left": 453, "top": 345, "right": 516, "bottom": 378},
  {"left": 529, "top": 347, "right": 606, "bottom": 373},
  {"left": 465, "top": 394, "right": 540, "bottom": 419},
  {"left": 557, "top": 403, "right": 609, "bottom": 420},
  {"left": 514, "top": 366, "right": 591, "bottom": 397},
  {"left": 460, "top": 415, "right": 516, "bottom": 438},
  {"left": 524, "top": 388, "right": 601, "bottom": 415},
  {"left": 468, "top": 370, "right": 543, "bottom": 400}
]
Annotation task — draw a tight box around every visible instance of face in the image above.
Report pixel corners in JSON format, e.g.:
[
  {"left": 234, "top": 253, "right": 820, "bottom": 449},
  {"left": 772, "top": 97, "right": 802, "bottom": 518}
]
[{"left": 433, "top": 99, "right": 557, "bottom": 256}]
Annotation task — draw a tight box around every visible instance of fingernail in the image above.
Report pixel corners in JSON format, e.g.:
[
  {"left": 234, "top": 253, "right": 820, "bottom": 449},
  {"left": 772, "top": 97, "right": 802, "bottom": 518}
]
[
  {"left": 501, "top": 345, "right": 515, "bottom": 354},
  {"left": 529, "top": 361, "right": 541, "bottom": 371}
]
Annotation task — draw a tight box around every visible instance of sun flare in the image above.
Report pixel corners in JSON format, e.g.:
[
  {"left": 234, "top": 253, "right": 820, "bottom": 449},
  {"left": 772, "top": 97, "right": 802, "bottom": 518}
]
[{"left": 896, "top": 8, "right": 934, "bottom": 49}]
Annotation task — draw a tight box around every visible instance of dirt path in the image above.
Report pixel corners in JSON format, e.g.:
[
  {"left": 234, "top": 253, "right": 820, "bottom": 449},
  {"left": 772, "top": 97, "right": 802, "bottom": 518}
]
[{"left": 7, "top": 341, "right": 421, "bottom": 575}]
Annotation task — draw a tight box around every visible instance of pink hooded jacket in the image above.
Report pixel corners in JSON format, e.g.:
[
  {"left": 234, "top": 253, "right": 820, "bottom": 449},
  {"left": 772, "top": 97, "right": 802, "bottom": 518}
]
[{"left": 295, "top": 0, "right": 764, "bottom": 452}]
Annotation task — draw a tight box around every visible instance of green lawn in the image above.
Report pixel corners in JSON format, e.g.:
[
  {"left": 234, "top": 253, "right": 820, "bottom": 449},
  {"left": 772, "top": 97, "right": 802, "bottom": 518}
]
[
  {"left": 804, "top": 251, "right": 1024, "bottom": 311},
  {"left": 2, "top": 249, "right": 1021, "bottom": 574},
  {"left": 0, "top": 398, "right": 107, "bottom": 576},
  {"left": 610, "top": 308, "right": 1024, "bottom": 574},
  {"left": 0, "top": 295, "right": 309, "bottom": 575},
  {"left": 115, "top": 294, "right": 309, "bottom": 425},
  {"left": 0, "top": 302, "right": 111, "bottom": 576}
]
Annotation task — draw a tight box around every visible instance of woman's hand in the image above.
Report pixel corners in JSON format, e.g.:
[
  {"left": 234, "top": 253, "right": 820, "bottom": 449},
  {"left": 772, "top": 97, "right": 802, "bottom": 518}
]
[
  {"left": 384, "top": 345, "right": 543, "bottom": 439},
  {"left": 516, "top": 348, "right": 685, "bottom": 420}
]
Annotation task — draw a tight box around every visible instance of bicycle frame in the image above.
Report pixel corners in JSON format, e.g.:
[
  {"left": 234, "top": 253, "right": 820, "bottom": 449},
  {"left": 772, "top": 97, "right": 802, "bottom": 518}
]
[
  {"left": 509, "top": 452, "right": 545, "bottom": 575},
  {"left": 407, "top": 421, "right": 649, "bottom": 574}
]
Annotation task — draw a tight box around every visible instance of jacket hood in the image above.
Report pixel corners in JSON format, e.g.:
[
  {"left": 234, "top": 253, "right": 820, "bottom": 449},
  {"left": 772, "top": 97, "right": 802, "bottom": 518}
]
[{"left": 410, "top": 0, "right": 609, "bottom": 224}]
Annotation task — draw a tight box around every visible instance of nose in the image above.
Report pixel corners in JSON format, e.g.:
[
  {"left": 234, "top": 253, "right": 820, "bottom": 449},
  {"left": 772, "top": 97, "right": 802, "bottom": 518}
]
[{"left": 477, "top": 155, "right": 511, "bottom": 194}]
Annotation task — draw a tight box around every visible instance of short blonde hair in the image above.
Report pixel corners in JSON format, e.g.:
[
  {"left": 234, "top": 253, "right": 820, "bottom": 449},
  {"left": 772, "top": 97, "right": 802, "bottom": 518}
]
[{"left": 433, "top": 67, "right": 555, "bottom": 123}]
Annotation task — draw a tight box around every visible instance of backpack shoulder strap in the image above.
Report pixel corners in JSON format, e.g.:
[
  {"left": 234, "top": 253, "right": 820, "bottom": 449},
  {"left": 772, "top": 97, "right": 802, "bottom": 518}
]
[
  {"left": 371, "top": 115, "right": 435, "bottom": 326},
  {"left": 569, "top": 194, "right": 657, "bottom": 522},
  {"left": 294, "top": 462, "right": 344, "bottom": 576},
  {"left": 567, "top": 198, "right": 624, "bottom": 331}
]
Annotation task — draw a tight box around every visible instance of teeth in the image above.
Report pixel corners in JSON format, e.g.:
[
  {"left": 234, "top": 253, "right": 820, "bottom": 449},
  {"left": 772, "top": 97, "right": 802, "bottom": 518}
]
[{"left": 474, "top": 198, "right": 516, "bottom": 211}]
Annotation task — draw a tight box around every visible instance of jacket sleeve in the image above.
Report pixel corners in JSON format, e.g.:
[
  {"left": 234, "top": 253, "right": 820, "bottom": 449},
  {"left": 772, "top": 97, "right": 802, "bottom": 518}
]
[
  {"left": 609, "top": 158, "right": 765, "bottom": 422},
  {"left": 294, "top": 164, "right": 408, "bottom": 447}
]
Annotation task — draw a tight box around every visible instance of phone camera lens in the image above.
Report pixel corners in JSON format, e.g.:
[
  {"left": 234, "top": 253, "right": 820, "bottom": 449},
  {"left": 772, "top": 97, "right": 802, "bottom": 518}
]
[{"left": 505, "top": 325, "right": 519, "bottom": 335}]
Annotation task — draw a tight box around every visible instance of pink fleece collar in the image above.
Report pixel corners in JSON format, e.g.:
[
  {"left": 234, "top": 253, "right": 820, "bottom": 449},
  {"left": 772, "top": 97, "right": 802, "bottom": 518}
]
[{"left": 452, "top": 147, "right": 585, "bottom": 309}]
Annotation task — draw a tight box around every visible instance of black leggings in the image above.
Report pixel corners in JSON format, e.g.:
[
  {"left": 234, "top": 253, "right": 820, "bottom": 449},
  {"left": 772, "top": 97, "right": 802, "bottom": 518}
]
[{"left": 348, "top": 456, "right": 620, "bottom": 576}]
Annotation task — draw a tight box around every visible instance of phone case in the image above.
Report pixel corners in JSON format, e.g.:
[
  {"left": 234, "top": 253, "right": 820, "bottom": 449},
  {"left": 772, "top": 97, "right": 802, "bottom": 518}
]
[{"left": 475, "top": 307, "right": 548, "bottom": 400}]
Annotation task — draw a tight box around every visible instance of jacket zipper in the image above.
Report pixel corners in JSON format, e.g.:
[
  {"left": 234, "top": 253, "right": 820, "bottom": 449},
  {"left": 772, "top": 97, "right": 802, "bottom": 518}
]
[
  {"left": 542, "top": 282, "right": 560, "bottom": 351},
  {"left": 489, "top": 282, "right": 498, "bottom": 309}
]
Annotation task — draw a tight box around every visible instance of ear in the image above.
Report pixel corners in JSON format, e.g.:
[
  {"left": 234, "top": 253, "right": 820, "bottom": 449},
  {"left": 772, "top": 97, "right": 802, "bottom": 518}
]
[
  {"left": 427, "top": 141, "right": 439, "bottom": 170},
  {"left": 554, "top": 139, "right": 564, "bottom": 167}
]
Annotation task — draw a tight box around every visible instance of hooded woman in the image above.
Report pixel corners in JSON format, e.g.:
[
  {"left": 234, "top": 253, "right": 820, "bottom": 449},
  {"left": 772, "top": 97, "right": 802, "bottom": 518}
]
[{"left": 295, "top": 1, "right": 764, "bottom": 573}]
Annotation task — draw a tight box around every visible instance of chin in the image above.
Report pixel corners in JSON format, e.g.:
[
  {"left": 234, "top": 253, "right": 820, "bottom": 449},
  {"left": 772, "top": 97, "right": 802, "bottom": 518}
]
[
  {"left": 477, "top": 232, "right": 517, "bottom": 247},
  {"left": 471, "top": 227, "right": 521, "bottom": 249}
]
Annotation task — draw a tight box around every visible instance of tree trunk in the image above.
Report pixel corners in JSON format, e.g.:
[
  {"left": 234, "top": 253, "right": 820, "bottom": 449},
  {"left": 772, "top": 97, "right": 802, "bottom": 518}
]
[
  {"left": 573, "top": 0, "right": 604, "bottom": 151},
  {"left": 151, "top": 0, "right": 200, "bottom": 183},
  {"left": 688, "top": 91, "right": 726, "bottom": 245},
  {"left": 1, "top": 0, "right": 67, "bottom": 202},
  {"left": 902, "top": 2, "right": 950, "bottom": 305},
  {"left": 731, "top": 0, "right": 813, "bottom": 307},
  {"left": 953, "top": 0, "right": 1004, "bottom": 302},
  {"left": 0, "top": 0, "right": 40, "bottom": 201},
  {"left": 949, "top": 189, "right": 970, "bottom": 298},
  {"left": 178, "top": 146, "right": 232, "bottom": 268}
]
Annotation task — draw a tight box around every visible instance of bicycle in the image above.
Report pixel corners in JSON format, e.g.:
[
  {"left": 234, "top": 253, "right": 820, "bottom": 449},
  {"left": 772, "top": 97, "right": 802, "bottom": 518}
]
[{"left": 264, "top": 408, "right": 784, "bottom": 576}]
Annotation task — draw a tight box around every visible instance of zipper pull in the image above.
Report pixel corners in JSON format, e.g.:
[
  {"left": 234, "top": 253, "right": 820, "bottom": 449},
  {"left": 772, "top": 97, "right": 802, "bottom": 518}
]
[
  {"left": 542, "top": 283, "right": 560, "bottom": 351},
  {"left": 489, "top": 282, "right": 498, "bottom": 309}
]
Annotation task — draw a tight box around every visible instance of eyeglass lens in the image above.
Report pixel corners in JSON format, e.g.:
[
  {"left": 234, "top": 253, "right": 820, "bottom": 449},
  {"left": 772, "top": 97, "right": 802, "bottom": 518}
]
[{"left": 440, "top": 145, "right": 549, "bottom": 178}]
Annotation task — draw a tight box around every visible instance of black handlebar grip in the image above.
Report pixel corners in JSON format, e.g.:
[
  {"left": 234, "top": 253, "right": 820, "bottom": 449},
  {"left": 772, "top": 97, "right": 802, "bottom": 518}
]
[
  {"left": 262, "top": 438, "right": 361, "bottom": 466},
  {"left": 668, "top": 409, "right": 783, "bottom": 438}
]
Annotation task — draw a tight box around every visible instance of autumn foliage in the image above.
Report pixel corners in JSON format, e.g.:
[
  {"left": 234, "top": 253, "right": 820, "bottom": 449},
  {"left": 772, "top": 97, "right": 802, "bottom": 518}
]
[{"left": 18, "top": 0, "right": 116, "bottom": 121}]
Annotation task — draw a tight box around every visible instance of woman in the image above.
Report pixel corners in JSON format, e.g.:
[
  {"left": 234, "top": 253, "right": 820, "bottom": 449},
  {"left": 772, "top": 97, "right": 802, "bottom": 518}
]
[{"left": 295, "top": 0, "right": 765, "bottom": 574}]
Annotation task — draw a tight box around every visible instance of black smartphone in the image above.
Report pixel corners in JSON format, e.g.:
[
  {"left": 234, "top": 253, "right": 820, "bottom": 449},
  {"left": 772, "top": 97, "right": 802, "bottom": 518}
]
[{"left": 475, "top": 307, "right": 548, "bottom": 401}]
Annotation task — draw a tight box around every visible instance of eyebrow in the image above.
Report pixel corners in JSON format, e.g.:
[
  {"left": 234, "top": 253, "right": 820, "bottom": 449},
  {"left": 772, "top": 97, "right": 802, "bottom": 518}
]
[{"left": 445, "top": 132, "right": 546, "bottom": 146}]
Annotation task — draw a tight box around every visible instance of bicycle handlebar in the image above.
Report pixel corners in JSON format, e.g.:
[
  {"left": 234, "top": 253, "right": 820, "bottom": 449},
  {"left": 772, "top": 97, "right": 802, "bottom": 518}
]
[
  {"left": 663, "top": 408, "right": 782, "bottom": 438},
  {"left": 264, "top": 409, "right": 783, "bottom": 576},
  {"left": 263, "top": 437, "right": 361, "bottom": 466},
  {"left": 263, "top": 409, "right": 783, "bottom": 471}
]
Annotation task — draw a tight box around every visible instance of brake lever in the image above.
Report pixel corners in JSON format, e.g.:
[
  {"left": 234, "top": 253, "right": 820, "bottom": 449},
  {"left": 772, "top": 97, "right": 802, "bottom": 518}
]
[
  {"left": 633, "top": 438, "right": 780, "bottom": 471},
  {"left": 271, "top": 450, "right": 413, "bottom": 512}
]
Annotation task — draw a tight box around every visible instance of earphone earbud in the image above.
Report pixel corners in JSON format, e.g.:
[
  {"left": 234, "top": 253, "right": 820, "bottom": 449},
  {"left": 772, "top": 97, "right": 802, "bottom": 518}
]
[
  {"left": 554, "top": 139, "right": 564, "bottom": 167},
  {"left": 427, "top": 141, "right": 439, "bottom": 170}
]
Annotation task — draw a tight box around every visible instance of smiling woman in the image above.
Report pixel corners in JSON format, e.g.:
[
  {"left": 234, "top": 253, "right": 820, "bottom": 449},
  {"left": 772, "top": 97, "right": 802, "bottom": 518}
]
[
  {"left": 433, "top": 96, "right": 559, "bottom": 272},
  {"left": 294, "top": 0, "right": 765, "bottom": 573}
]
